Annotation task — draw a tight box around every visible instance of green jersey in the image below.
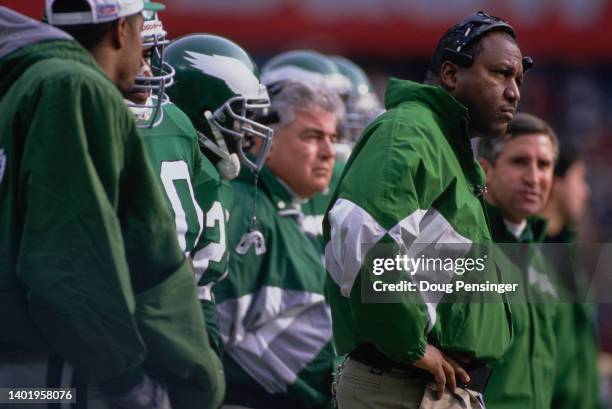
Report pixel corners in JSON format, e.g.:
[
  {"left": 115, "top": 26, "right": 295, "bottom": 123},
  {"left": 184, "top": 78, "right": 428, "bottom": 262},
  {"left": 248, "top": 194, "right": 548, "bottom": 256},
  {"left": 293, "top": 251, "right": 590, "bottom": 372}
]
[
  {"left": 214, "top": 165, "right": 334, "bottom": 409},
  {"left": 0, "top": 33, "right": 223, "bottom": 408},
  {"left": 323, "top": 79, "right": 512, "bottom": 364},
  {"left": 139, "top": 102, "right": 204, "bottom": 254},
  {"left": 192, "top": 156, "right": 233, "bottom": 355},
  {"left": 139, "top": 102, "right": 233, "bottom": 355}
]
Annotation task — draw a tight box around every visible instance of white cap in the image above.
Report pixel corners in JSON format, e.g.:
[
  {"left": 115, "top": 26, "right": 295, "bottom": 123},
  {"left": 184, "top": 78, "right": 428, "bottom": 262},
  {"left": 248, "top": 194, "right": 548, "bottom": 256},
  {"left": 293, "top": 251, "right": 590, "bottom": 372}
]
[{"left": 46, "top": 0, "right": 144, "bottom": 26}]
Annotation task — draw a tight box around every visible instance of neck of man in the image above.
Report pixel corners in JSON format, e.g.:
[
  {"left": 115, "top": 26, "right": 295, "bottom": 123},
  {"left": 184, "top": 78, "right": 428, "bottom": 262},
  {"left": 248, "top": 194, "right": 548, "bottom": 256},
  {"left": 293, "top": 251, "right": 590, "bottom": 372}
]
[
  {"left": 275, "top": 175, "right": 309, "bottom": 202},
  {"left": 485, "top": 195, "right": 528, "bottom": 238},
  {"left": 503, "top": 218, "right": 528, "bottom": 239},
  {"left": 90, "top": 45, "right": 121, "bottom": 89},
  {"left": 467, "top": 127, "right": 486, "bottom": 140}
]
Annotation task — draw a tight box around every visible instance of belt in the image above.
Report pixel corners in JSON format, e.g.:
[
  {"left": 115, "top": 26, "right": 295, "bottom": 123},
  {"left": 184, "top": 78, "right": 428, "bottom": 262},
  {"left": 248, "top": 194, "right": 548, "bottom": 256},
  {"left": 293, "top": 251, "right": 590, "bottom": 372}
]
[{"left": 348, "top": 344, "right": 492, "bottom": 394}]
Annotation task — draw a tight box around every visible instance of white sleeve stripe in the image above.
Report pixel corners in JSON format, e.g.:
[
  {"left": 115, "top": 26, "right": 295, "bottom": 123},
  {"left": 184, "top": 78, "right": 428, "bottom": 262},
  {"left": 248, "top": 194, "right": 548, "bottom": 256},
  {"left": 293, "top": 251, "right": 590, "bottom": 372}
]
[
  {"left": 217, "top": 286, "right": 331, "bottom": 393},
  {"left": 325, "top": 198, "right": 387, "bottom": 297},
  {"left": 325, "top": 199, "right": 473, "bottom": 333}
]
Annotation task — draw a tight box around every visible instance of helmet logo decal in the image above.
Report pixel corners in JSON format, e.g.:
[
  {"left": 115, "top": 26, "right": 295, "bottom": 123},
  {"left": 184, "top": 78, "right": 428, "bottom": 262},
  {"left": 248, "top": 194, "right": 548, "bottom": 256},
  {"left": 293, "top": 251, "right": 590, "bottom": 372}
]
[{"left": 184, "top": 51, "right": 260, "bottom": 97}]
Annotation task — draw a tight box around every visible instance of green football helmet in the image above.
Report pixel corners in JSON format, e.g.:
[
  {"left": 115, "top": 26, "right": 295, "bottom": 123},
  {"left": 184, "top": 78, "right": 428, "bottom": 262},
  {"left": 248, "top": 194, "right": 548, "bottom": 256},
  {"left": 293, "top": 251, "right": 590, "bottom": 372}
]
[
  {"left": 127, "top": 0, "right": 175, "bottom": 128},
  {"left": 329, "top": 56, "right": 383, "bottom": 142},
  {"left": 261, "top": 50, "right": 351, "bottom": 99},
  {"left": 165, "top": 34, "right": 273, "bottom": 178}
]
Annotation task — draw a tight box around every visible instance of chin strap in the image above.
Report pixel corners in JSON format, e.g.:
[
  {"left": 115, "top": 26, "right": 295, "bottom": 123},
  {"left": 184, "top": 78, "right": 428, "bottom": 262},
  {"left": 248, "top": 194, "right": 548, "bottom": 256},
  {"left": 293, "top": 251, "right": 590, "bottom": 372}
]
[
  {"left": 197, "top": 110, "right": 241, "bottom": 180},
  {"left": 198, "top": 111, "right": 266, "bottom": 255},
  {"left": 125, "top": 97, "right": 153, "bottom": 126},
  {"left": 236, "top": 171, "right": 267, "bottom": 255}
]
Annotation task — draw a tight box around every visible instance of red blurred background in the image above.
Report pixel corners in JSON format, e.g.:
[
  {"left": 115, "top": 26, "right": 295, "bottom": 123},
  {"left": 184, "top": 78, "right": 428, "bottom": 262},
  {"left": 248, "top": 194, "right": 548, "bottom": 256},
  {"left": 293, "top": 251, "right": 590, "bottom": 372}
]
[{"left": 5, "top": 0, "right": 612, "bottom": 60}]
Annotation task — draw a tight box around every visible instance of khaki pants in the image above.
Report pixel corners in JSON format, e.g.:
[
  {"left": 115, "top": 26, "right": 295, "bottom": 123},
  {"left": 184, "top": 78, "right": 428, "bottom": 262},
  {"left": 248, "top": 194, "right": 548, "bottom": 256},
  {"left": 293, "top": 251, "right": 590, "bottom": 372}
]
[{"left": 334, "top": 358, "right": 486, "bottom": 409}]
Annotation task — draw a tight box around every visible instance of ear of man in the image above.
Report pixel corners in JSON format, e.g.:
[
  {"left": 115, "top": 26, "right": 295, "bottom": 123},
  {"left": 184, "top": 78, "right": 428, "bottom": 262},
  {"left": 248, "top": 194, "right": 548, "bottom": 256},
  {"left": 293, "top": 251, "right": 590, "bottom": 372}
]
[
  {"left": 111, "top": 17, "right": 128, "bottom": 50},
  {"left": 439, "top": 60, "right": 461, "bottom": 91},
  {"left": 478, "top": 157, "right": 493, "bottom": 177}
]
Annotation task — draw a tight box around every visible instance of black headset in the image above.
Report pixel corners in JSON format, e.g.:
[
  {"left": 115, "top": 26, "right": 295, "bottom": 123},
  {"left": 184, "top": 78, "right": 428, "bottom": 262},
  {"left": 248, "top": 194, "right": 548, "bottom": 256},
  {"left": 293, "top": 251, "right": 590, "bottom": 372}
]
[{"left": 441, "top": 11, "right": 533, "bottom": 72}]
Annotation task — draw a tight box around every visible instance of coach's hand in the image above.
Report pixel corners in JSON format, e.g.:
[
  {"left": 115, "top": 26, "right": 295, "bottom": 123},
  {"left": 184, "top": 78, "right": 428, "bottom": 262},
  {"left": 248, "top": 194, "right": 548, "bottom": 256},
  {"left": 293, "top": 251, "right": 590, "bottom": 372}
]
[{"left": 413, "top": 344, "right": 470, "bottom": 399}]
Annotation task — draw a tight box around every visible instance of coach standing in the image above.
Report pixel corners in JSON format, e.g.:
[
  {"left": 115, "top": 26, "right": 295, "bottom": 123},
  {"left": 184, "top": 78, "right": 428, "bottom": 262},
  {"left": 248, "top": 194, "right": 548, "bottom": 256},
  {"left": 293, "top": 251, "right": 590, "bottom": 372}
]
[
  {"left": 478, "top": 113, "right": 559, "bottom": 409},
  {"left": 324, "top": 11, "right": 531, "bottom": 409}
]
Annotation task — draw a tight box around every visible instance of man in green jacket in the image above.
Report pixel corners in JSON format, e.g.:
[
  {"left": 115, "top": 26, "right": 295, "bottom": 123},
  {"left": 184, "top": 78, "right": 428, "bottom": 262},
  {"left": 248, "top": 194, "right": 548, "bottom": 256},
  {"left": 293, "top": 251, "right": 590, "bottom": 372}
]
[
  {"left": 325, "top": 11, "right": 531, "bottom": 409},
  {"left": 0, "top": 3, "right": 222, "bottom": 408},
  {"left": 213, "top": 80, "right": 344, "bottom": 409},
  {"left": 478, "top": 112, "right": 559, "bottom": 409},
  {"left": 300, "top": 55, "right": 383, "bottom": 254},
  {"left": 260, "top": 50, "right": 350, "bottom": 254},
  {"left": 540, "top": 145, "right": 601, "bottom": 409}
]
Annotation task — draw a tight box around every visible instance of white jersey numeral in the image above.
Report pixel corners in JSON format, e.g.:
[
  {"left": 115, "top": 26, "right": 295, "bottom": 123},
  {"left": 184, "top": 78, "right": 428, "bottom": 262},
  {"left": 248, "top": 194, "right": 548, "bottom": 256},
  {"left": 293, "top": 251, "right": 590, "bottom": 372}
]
[
  {"left": 192, "top": 201, "right": 228, "bottom": 300},
  {"left": 193, "top": 201, "right": 227, "bottom": 272},
  {"left": 160, "top": 161, "right": 204, "bottom": 252}
]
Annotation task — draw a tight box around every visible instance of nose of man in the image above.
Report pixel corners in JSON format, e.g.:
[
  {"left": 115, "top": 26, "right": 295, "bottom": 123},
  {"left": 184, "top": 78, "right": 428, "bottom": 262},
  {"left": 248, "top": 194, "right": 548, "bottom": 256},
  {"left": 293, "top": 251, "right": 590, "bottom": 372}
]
[
  {"left": 504, "top": 79, "right": 520, "bottom": 105},
  {"left": 522, "top": 162, "right": 539, "bottom": 187},
  {"left": 139, "top": 57, "right": 153, "bottom": 78},
  {"left": 318, "top": 136, "right": 336, "bottom": 161}
]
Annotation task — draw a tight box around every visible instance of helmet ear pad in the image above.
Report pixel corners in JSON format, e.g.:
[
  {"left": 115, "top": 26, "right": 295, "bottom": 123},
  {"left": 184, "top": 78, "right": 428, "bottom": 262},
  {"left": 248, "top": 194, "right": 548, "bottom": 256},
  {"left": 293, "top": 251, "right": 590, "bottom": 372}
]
[
  {"left": 216, "top": 154, "right": 241, "bottom": 180},
  {"left": 196, "top": 111, "right": 242, "bottom": 180},
  {"left": 208, "top": 100, "right": 248, "bottom": 157}
]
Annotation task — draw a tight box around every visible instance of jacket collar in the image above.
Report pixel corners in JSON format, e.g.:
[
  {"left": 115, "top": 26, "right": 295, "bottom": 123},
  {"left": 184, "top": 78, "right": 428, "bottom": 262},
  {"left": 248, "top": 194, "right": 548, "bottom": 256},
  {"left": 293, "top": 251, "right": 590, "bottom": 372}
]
[
  {"left": 485, "top": 202, "right": 548, "bottom": 244},
  {"left": 384, "top": 78, "right": 486, "bottom": 190},
  {"left": 237, "top": 164, "right": 303, "bottom": 214},
  {"left": 384, "top": 78, "right": 470, "bottom": 149}
]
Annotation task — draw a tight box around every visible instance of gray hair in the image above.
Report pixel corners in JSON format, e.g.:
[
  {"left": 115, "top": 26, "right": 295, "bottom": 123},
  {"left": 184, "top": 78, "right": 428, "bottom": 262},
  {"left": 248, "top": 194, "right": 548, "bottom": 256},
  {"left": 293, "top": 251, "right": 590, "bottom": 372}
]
[
  {"left": 267, "top": 80, "right": 345, "bottom": 130},
  {"left": 478, "top": 112, "right": 560, "bottom": 164}
]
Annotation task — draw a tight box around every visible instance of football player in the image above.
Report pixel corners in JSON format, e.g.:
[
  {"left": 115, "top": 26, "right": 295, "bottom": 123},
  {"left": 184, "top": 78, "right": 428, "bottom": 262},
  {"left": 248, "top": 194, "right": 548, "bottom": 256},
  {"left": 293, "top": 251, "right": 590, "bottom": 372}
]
[
  {"left": 122, "top": 7, "right": 227, "bottom": 407},
  {"left": 165, "top": 34, "right": 273, "bottom": 357},
  {"left": 262, "top": 49, "right": 352, "bottom": 100},
  {"left": 124, "top": 2, "right": 206, "bottom": 257},
  {"left": 328, "top": 55, "right": 383, "bottom": 154}
]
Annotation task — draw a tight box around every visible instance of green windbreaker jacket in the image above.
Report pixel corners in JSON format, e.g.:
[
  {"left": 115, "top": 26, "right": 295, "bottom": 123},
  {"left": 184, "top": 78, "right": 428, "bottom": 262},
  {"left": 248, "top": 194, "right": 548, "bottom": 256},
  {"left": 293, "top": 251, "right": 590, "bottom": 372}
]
[
  {"left": 214, "top": 165, "right": 334, "bottom": 409},
  {"left": 484, "top": 204, "right": 558, "bottom": 409},
  {"left": 545, "top": 229, "right": 601, "bottom": 409},
  {"left": 0, "top": 21, "right": 223, "bottom": 408},
  {"left": 323, "top": 79, "right": 513, "bottom": 364}
]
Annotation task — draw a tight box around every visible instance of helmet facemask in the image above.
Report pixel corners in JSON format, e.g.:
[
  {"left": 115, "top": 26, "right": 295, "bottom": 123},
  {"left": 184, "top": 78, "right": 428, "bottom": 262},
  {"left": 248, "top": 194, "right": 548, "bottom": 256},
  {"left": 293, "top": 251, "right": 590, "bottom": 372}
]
[
  {"left": 201, "top": 86, "right": 273, "bottom": 178},
  {"left": 126, "top": 9, "right": 175, "bottom": 128}
]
